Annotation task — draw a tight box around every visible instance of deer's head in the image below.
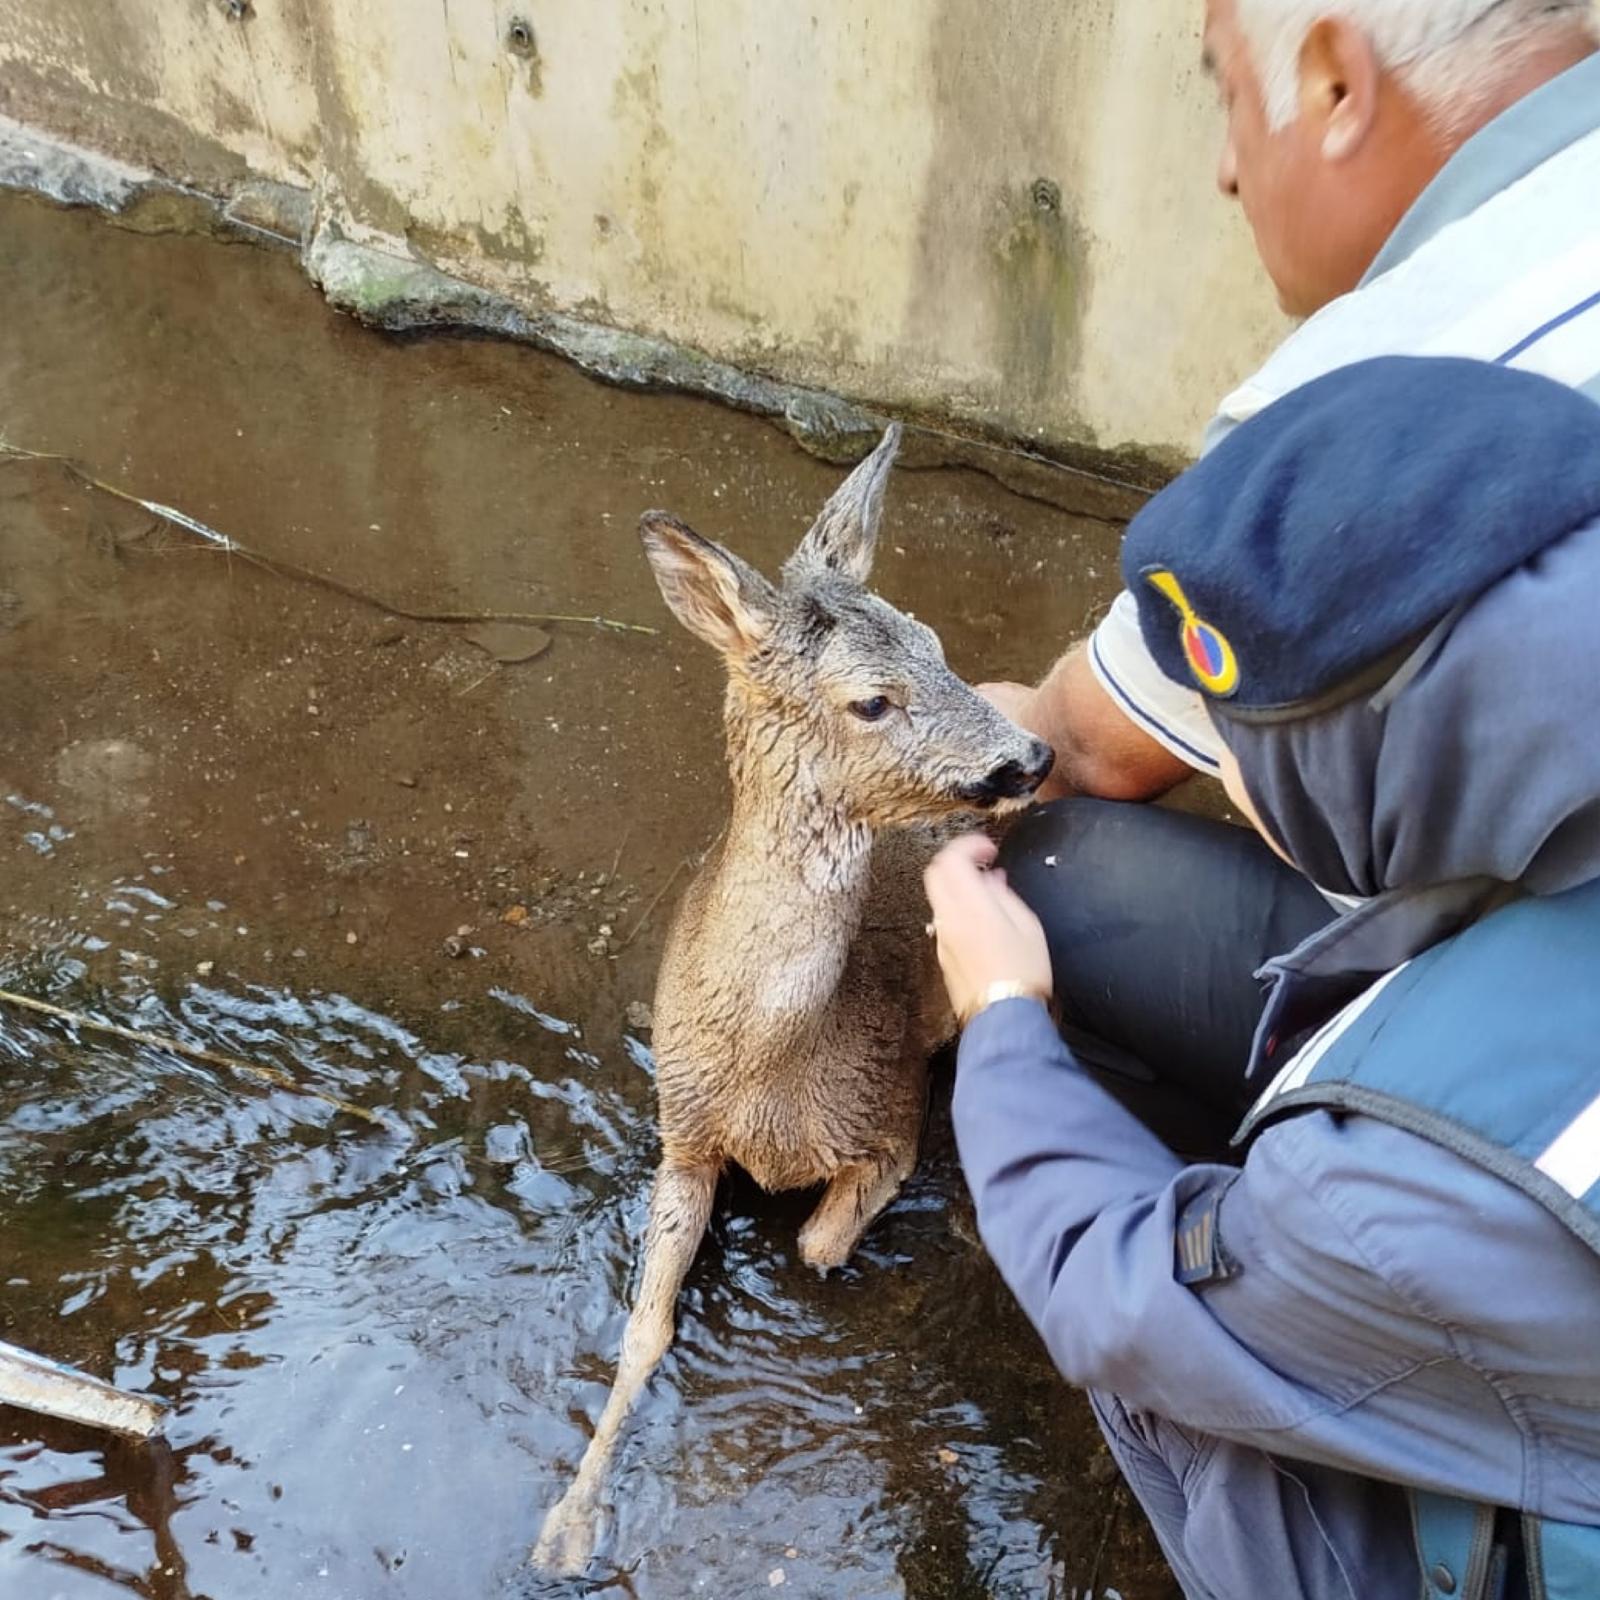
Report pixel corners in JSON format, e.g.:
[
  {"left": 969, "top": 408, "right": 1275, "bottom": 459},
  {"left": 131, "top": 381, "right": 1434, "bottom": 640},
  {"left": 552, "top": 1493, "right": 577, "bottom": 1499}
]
[{"left": 640, "top": 425, "right": 1053, "bottom": 829}]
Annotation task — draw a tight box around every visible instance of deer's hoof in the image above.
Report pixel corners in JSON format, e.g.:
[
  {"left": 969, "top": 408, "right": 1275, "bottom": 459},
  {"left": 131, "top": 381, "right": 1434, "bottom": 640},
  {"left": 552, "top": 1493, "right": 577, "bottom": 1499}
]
[
  {"left": 531, "top": 1502, "right": 598, "bottom": 1578},
  {"left": 797, "top": 1223, "right": 853, "bottom": 1275}
]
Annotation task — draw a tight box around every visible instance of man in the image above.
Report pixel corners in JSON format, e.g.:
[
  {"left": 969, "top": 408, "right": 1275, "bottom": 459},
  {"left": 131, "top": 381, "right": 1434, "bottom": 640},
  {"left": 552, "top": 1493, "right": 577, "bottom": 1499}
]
[
  {"left": 987, "top": 0, "right": 1600, "bottom": 1144},
  {"left": 927, "top": 356, "right": 1600, "bottom": 1599}
]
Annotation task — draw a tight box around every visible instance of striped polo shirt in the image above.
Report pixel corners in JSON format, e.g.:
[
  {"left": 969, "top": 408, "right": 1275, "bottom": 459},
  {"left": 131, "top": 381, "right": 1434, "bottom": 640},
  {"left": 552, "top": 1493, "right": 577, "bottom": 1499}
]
[{"left": 1091, "top": 52, "right": 1600, "bottom": 775}]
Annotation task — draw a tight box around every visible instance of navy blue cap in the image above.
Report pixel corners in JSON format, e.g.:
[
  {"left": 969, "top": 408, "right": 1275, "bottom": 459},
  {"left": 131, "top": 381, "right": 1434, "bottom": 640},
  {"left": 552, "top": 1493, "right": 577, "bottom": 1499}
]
[{"left": 1121, "top": 356, "right": 1600, "bottom": 718}]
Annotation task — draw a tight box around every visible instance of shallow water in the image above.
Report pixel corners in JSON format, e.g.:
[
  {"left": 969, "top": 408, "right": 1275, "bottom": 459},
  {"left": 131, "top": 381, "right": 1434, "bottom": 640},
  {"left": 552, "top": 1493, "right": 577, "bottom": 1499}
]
[{"left": 0, "top": 191, "right": 1174, "bottom": 1598}]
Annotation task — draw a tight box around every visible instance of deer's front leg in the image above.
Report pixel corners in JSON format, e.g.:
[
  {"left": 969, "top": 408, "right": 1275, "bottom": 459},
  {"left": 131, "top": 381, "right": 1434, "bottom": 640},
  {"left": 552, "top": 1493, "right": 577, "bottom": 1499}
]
[
  {"left": 797, "top": 1143, "right": 917, "bottom": 1272},
  {"left": 533, "top": 1159, "right": 717, "bottom": 1575}
]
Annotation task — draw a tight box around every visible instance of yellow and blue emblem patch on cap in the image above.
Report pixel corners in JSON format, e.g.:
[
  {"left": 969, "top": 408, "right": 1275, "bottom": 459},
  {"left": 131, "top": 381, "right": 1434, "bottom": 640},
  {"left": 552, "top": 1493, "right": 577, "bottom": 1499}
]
[
  {"left": 1146, "top": 570, "right": 1239, "bottom": 698},
  {"left": 1121, "top": 360, "right": 1600, "bottom": 717}
]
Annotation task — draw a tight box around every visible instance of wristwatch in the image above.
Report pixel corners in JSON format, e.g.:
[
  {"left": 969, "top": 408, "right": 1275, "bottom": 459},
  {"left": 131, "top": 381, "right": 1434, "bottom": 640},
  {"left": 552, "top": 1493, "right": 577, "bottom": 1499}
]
[{"left": 961, "top": 979, "right": 1051, "bottom": 1026}]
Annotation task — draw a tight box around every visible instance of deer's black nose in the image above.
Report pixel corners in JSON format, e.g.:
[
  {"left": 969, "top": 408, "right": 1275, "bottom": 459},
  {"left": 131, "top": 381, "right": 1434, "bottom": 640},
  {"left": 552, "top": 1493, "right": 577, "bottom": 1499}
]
[
  {"left": 1021, "top": 738, "right": 1055, "bottom": 786},
  {"left": 960, "top": 742, "right": 1054, "bottom": 806}
]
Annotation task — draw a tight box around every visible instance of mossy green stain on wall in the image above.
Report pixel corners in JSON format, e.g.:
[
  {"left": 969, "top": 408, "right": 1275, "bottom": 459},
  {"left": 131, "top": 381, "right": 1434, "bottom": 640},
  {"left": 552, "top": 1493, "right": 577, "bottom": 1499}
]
[{"left": 991, "top": 177, "right": 1089, "bottom": 410}]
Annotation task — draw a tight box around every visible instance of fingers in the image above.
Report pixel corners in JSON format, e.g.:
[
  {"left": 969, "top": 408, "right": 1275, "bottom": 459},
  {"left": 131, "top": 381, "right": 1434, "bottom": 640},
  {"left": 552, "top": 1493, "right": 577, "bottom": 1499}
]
[
  {"left": 923, "top": 830, "right": 1053, "bottom": 1021},
  {"left": 924, "top": 836, "right": 999, "bottom": 926},
  {"left": 936, "top": 832, "right": 999, "bottom": 870},
  {"left": 925, "top": 836, "right": 1043, "bottom": 949},
  {"left": 986, "top": 878, "right": 1043, "bottom": 946},
  {"left": 926, "top": 835, "right": 1023, "bottom": 912}
]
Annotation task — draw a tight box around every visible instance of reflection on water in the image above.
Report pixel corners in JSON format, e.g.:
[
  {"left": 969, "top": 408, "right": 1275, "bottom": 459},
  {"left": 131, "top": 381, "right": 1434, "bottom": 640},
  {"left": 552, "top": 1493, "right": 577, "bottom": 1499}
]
[
  {"left": 0, "top": 937, "right": 1154, "bottom": 1599},
  {"left": 0, "top": 189, "right": 1170, "bottom": 1598}
]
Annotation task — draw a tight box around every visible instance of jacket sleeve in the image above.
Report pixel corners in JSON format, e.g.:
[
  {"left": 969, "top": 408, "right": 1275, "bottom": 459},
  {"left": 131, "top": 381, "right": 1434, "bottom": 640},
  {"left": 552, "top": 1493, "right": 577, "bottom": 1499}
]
[
  {"left": 954, "top": 998, "right": 1600, "bottom": 1508},
  {"left": 952, "top": 999, "right": 1469, "bottom": 1457}
]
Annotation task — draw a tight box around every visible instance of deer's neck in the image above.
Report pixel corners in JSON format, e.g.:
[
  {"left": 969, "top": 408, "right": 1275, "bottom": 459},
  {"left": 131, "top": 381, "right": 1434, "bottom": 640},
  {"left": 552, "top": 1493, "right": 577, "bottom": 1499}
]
[
  {"left": 722, "top": 711, "right": 871, "bottom": 903},
  {"left": 705, "top": 709, "right": 873, "bottom": 1015}
]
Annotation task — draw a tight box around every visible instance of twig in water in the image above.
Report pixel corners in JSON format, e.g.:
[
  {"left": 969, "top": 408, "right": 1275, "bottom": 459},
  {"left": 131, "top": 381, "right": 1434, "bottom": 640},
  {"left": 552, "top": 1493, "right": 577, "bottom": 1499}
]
[
  {"left": 455, "top": 664, "right": 499, "bottom": 697},
  {"left": 0, "top": 442, "right": 658, "bottom": 637},
  {"left": 539, "top": 1151, "right": 608, "bottom": 1177},
  {"left": 0, "top": 987, "right": 383, "bottom": 1126},
  {"left": 607, "top": 824, "right": 634, "bottom": 887},
  {"left": 1086, "top": 1490, "right": 1122, "bottom": 1597},
  {"left": 620, "top": 859, "right": 691, "bottom": 951}
]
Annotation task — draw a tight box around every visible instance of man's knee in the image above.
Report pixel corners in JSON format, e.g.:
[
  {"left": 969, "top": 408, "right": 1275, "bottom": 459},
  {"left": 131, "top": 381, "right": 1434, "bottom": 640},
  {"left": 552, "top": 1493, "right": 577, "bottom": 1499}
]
[
  {"left": 1001, "top": 797, "right": 1160, "bottom": 928},
  {"left": 999, "top": 797, "right": 1259, "bottom": 928},
  {"left": 994, "top": 797, "right": 1332, "bottom": 1142},
  {"left": 998, "top": 795, "right": 1331, "bottom": 996}
]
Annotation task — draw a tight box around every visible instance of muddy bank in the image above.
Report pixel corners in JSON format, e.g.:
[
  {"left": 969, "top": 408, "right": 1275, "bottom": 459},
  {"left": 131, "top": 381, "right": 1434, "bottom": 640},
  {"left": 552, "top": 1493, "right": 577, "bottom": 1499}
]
[{"left": 0, "top": 190, "right": 1174, "bottom": 1598}]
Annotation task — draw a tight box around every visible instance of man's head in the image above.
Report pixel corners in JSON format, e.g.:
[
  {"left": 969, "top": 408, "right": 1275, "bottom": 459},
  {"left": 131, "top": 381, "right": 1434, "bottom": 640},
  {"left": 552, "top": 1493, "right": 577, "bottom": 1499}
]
[
  {"left": 1122, "top": 357, "right": 1600, "bottom": 900},
  {"left": 1204, "top": 0, "right": 1598, "bottom": 315}
]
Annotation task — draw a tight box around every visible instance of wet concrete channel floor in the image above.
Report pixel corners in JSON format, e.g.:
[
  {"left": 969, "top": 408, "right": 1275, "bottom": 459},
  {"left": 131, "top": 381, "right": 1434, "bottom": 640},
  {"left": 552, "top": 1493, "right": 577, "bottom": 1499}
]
[{"left": 0, "top": 191, "right": 1176, "bottom": 1599}]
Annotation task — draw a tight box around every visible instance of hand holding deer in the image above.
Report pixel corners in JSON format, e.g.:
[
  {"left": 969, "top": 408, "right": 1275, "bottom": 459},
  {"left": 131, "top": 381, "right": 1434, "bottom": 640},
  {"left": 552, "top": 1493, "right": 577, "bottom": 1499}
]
[{"left": 924, "top": 833, "right": 1054, "bottom": 1024}]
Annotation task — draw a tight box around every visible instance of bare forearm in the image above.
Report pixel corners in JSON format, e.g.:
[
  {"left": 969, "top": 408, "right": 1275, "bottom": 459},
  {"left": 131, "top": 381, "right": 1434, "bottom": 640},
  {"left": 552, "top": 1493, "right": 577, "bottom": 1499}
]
[{"left": 1018, "top": 645, "right": 1190, "bottom": 802}]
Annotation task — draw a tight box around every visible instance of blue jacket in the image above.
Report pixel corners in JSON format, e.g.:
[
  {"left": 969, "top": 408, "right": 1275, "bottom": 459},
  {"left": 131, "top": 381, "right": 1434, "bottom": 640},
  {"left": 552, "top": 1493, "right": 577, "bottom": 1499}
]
[
  {"left": 954, "top": 917, "right": 1600, "bottom": 1595},
  {"left": 1233, "top": 878, "right": 1600, "bottom": 1598}
]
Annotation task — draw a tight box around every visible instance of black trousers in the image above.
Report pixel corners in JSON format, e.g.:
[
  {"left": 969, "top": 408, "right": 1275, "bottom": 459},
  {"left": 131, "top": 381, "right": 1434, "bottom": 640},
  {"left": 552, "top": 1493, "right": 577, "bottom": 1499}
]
[{"left": 997, "top": 798, "right": 1336, "bottom": 1156}]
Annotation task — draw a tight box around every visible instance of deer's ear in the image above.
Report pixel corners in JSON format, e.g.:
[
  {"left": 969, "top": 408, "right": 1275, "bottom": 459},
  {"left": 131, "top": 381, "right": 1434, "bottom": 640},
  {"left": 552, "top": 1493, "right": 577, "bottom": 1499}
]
[
  {"left": 640, "top": 513, "right": 776, "bottom": 657},
  {"left": 786, "top": 422, "right": 901, "bottom": 584}
]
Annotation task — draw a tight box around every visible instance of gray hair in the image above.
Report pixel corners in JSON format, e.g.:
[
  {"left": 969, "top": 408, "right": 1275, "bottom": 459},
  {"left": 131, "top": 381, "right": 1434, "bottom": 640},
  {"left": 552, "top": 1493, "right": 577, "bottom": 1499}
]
[{"left": 1235, "top": 0, "right": 1599, "bottom": 135}]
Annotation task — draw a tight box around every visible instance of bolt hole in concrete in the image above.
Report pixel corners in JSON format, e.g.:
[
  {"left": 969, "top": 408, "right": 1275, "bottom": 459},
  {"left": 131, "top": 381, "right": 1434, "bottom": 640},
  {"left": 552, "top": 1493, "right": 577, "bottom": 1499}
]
[
  {"left": 0, "top": 191, "right": 1175, "bottom": 1597},
  {"left": 506, "top": 17, "right": 537, "bottom": 57}
]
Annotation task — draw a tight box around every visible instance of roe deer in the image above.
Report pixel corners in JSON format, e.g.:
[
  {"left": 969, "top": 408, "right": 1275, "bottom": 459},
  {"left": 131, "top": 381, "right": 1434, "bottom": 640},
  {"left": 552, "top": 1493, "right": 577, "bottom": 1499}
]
[{"left": 532, "top": 425, "right": 1053, "bottom": 1574}]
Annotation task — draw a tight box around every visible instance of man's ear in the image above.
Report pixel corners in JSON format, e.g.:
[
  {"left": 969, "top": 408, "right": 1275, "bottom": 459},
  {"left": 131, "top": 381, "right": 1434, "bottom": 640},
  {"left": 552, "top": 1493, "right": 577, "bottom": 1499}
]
[
  {"left": 639, "top": 513, "right": 777, "bottom": 657},
  {"left": 1298, "top": 17, "right": 1380, "bottom": 161}
]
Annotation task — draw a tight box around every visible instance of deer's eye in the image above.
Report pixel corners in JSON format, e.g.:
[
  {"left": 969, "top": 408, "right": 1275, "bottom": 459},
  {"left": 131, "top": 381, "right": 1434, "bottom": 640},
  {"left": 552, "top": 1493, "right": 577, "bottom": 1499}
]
[{"left": 849, "top": 695, "right": 892, "bottom": 722}]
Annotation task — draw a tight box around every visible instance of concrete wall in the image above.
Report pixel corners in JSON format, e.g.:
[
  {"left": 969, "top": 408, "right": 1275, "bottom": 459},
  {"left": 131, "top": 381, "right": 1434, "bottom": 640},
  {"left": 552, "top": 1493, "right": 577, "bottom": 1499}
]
[{"left": 0, "top": 0, "right": 1290, "bottom": 466}]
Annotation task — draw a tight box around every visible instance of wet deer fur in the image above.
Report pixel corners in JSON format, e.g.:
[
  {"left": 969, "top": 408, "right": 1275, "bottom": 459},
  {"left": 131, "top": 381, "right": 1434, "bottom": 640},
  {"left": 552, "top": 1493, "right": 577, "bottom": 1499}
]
[{"left": 533, "top": 426, "right": 1052, "bottom": 1574}]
